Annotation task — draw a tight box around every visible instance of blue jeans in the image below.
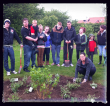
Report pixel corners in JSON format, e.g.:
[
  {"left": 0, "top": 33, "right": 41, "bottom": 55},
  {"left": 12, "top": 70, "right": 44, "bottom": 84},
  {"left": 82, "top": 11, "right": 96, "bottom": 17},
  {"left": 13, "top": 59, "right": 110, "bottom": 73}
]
[
  {"left": 98, "top": 45, "right": 106, "bottom": 57},
  {"left": 52, "top": 44, "right": 61, "bottom": 64},
  {"left": 23, "top": 45, "right": 36, "bottom": 69},
  {"left": 3, "top": 46, "right": 15, "bottom": 72}
]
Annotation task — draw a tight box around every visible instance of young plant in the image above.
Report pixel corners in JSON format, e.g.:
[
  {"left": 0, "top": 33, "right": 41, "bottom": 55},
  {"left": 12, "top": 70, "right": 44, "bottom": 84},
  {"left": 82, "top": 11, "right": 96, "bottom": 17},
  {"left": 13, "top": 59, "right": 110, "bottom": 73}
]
[
  {"left": 71, "top": 97, "right": 78, "bottom": 102},
  {"left": 90, "top": 82, "right": 97, "bottom": 89},
  {"left": 8, "top": 92, "right": 20, "bottom": 102},
  {"left": 24, "top": 89, "right": 29, "bottom": 94},
  {"left": 60, "top": 85, "right": 71, "bottom": 99},
  {"left": 22, "top": 75, "right": 27, "bottom": 84},
  {"left": 75, "top": 78, "right": 81, "bottom": 83}
]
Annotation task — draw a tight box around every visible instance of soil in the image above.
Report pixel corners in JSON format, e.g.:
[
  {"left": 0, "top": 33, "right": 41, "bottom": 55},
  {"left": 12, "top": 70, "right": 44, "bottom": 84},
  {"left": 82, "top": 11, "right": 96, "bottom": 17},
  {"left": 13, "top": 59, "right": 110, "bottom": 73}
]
[{"left": 3, "top": 75, "right": 106, "bottom": 102}]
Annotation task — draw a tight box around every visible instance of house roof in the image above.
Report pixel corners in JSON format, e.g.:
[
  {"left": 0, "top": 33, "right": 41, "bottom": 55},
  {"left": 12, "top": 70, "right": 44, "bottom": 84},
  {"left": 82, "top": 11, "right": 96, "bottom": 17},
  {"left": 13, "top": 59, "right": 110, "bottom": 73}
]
[{"left": 77, "top": 17, "right": 105, "bottom": 23}]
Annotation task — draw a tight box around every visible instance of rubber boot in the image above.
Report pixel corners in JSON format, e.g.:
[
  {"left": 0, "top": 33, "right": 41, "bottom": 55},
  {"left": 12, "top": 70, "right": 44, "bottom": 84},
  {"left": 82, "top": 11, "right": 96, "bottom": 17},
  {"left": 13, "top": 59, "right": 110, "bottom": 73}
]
[
  {"left": 98, "top": 56, "right": 102, "bottom": 65},
  {"left": 46, "top": 61, "right": 49, "bottom": 65}
]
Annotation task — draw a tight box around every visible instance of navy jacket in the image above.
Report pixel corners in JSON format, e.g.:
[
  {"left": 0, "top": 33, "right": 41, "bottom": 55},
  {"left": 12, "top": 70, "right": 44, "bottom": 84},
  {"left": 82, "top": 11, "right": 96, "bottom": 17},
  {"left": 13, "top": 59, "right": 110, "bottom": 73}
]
[
  {"left": 75, "top": 33, "right": 87, "bottom": 50},
  {"left": 75, "top": 57, "right": 96, "bottom": 80},
  {"left": 97, "top": 30, "right": 106, "bottom": 45},
  {"left": 3, "top": 26, "right": 22, "bottom": 45},
  {"left": 63, "top": 26, "right": 76, "bottom": 45},
  {"left": 50, "top": 25, "right": 64, "bottom": 45}
]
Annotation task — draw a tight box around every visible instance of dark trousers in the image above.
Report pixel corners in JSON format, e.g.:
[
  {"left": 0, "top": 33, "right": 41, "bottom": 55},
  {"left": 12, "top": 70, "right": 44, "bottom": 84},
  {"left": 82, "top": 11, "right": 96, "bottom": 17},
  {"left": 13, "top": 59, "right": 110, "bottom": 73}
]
[
  {"left": 43, "top": 48, "right": 50, "bottom": 61},
  {"left": 76, "top": 49, "right": 84, "bottom": 60},
  {"left": 64, "top": 44, "right": 73, "bottom": 64},
  {"left": 88, "top": 52, "right": 94, "bottom": 62},
  {"left": 78, "top": 67, "right": 96, "bottom": 77}
]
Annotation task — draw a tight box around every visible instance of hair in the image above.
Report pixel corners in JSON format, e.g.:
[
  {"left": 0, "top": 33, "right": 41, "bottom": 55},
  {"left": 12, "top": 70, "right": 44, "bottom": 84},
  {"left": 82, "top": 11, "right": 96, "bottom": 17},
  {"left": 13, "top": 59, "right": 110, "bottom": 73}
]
[
  {"left": 98, "top": 25, "right": 106, "bottom": 35},
  {"left": 57, "top": 22, "right": 62, "bottom": 26},
  {"left": 80, "top": 52, "right": 86, "bottom": 56},
  {"left": 67, "top": 21, "right": 71, "bottom": 24},
  {"left": 38, "top": 24, "right": 43, "bottom": 29},
  {"left": 22, "top": 18, "right": 28, "bottom": 23},
  {"left": 32, "top": 20, "right": 37, "bottom": 24},
  {"left": 44, "top": 26, "right": 50, "bottom": 34},
  {"left": 80, "top": 27, "right": 86, "bottom": 33}
]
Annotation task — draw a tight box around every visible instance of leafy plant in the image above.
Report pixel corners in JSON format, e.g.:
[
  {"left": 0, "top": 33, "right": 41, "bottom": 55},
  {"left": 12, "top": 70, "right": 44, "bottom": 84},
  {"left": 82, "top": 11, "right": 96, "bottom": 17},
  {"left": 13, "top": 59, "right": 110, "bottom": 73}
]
[
  {"left": 24, "top": 89, "right": 29, "bottom": 94},
  {"left": 22, "top": 75, "right": 27, "bottom": 84},
  {"left": 30, "top": 66, "right": 60, "bottom": 99},
  {"left": 8, "top": 92, "right": 20, "bottom": 102},
  {"left": 71, "top": 97, "right": 78, "bottom": 102},
  {"left": 75, "top": 78, "right": 81, "bottom": 83},
  {"left": 60, "top": 85, "right": 71, "bottom": 99},
  {"left": 90, "top": 82, "right": 97, "bottom": 89}
]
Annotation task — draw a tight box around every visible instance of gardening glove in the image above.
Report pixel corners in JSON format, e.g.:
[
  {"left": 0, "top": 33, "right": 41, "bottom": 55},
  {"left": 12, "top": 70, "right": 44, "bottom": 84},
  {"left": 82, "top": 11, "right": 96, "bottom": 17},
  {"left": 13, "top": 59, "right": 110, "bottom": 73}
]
[
  {"left": 82, "top": 79, "right": 87, "bottom": 83},
  {"left": 73, "top": 78, "right": 76, "bottom": 82}
]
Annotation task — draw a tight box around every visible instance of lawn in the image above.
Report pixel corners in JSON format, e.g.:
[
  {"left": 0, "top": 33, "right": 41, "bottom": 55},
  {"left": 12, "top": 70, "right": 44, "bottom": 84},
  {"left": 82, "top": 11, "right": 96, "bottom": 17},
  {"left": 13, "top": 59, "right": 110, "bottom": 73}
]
[{"left": 3, "top": 40, "right": 107, "bottom": 86}]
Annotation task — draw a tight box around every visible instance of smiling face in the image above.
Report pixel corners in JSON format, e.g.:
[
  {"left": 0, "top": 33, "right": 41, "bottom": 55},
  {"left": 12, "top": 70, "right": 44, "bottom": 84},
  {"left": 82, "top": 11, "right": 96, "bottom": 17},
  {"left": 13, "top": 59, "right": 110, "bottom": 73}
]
[
  {"left": 79, "top": 28, "right": 83, "bottom": 34},
  {"left": 80, "top": 54, "right": 86, "bottom": 62},
  {"left": 57, "top": 25, "right": 61, "bottom": 30},
  {"left": 44, "top": 27, "right": 49, "bottom": 33},
  {"left": 23, "top": 20, "right": 28, "bottom": 27},
  {"left": 4, "top": 22, "right": 10, "bottom": 28},
  {"left": 90, "top": 36, "right": 94, "bottom": 40},
  {"left": 39, "top": 27, "right": 43, "bottom": 33}
]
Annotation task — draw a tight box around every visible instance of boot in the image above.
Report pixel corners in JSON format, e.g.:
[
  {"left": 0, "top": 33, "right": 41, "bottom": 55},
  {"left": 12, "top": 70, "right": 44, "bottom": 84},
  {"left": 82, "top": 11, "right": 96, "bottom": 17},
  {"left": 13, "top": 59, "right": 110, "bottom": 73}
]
[
  {"left": 98, "top": 56, "right": 102, "bottom": 65},
  {"left": 46, "top": 61, "right": 49, "bottom": 65},
  {"left": 43, "top": 61, "right": 45, "bottom": 66}
]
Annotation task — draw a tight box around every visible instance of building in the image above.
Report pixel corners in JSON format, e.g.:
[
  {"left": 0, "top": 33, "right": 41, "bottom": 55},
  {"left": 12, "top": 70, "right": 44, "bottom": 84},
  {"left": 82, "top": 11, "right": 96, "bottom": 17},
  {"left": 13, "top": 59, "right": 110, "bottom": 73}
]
[{"left": 77, "top": 17, "right": 105, "bottom": 24}]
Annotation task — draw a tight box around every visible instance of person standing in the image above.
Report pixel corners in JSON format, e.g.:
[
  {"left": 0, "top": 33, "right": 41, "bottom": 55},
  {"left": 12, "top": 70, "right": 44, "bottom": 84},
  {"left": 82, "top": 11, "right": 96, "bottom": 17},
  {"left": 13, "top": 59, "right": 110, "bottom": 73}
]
[
  {"left": 61, "top": 21, "right": 76, "bottom": 67},
  {"left": 86, "top": 34, "right": 98, "bottom": 62},
  {"left": 21, "top": 18, "right": 38, "bottom": 72},
  {"left": 50, "top": 22, "right": 64, "bottom": 67},
  {"left": 97, "top": 25, "right": 106, "bottom": 65},
  {"left": 73, "top": 52, "right": 96, "bottom": 83},
  {"left": 43, "top": 26, "right": 52, "bottom": 65},
  {"left": 37, "top": 24, "right": 47, "bottom": 67},
  {"left": 3, "top": 19, "right": 23, "bottom": 75},
  {"left": 75, "top": 27, "right": 87, "bottom": 61}
]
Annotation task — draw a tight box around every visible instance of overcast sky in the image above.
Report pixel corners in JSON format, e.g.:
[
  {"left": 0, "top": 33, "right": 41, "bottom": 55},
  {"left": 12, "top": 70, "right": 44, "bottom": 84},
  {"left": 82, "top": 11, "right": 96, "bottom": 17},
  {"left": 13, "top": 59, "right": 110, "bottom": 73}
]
[{"left": 38, "top": 3, "right": 106, "bottom": 21}]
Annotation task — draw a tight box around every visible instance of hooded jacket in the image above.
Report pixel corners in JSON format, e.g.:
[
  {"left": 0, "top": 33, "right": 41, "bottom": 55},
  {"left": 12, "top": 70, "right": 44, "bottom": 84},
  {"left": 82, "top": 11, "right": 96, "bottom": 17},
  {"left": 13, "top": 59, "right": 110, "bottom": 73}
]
[
  {"left": 50, "top": 25, "right": 64, "bottom": 45},
  {"left": 75, "top": 57, "right": 95, "bottom": 80},
  {"left": 63, "top": 26, "right": 76, "bottom": 45}
]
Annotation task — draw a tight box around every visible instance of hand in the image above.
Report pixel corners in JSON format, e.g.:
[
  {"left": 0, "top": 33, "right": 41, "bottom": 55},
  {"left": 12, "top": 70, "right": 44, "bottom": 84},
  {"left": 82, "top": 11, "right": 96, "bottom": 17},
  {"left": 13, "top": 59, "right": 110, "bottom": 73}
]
[
  {"left": 20, "top": 44, "right": 23, "bottom": 47},
  {"left": 33, "top": 38, "right": 38, "bottom": 42},
  {"left": 105, "top": 46, "right": 106, "bottom": 49},
  {"left": 69, "top": 40, "right": 71, "bottom": 43},
  {"left": 81, "top": 79, "right": 87, "bottom": 83},
  {"left": 73, "top": 78, "right": 76, "bottom": 82},
  {"left": 40, "top": 36, "right": 43, "bottom": 39},
  {"left": 65, "top": 40, "right": 69, "bottom": 43}
]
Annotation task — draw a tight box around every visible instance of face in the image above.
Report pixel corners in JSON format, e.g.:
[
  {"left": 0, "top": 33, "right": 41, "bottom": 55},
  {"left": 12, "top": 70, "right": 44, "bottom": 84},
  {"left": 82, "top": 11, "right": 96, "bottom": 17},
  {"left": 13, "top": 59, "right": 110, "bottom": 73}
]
[
  {"left": 90, "top": 36, "right": 94, "bottom": 40},
  {"left": 80, "top": 54, "right": 86, "bottom": 62},
  {"left": 32, "top": 22, "right": 37, "bottom": 26},
  {"left": 79, "top": 29, "right": 83, "bottom": 34},
  {"left": 100, "top": 27, "right": 104, "bottom": 32},
  {"left": 45, "top": 27, "right": 49, "bottom": 33},
  {"left": 39, "top": 27, "right": 43, "bottom": 33},
  {"left": 67, "top": 23, "right": 71, "bottom": 28},
  {"left": 4, "top": 22, "right": 10, "bottom": 28},
  {"left": 23, "top": 20, "right": 28, "bottom": 27},
  {"left": 57, "top": 25, "right": 61, "bottom": 30}
]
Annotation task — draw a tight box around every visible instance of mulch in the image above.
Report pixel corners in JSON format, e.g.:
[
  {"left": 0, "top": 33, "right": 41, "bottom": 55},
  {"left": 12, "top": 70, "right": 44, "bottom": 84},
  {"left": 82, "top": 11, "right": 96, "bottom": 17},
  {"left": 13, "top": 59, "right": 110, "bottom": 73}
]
[{"left": 3, "top": 75, "right": 106, "bottom": 102}]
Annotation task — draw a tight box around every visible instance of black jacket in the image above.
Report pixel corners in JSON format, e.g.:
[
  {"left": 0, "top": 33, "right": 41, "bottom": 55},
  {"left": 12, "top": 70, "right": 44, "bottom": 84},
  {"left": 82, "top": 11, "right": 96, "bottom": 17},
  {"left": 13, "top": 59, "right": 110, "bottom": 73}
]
[
  {"left": 3, "top": 26, "right": 22, "bottom": 45},
  {"left": 63, "top": 26, "right": 76, "bottom": 45},
  {"left": 75, "top": 33, "right": 87, "bottom": 50},
  {"left": 50, "top": 25, "right": 64, "bottom": 45},
  {"left": 97, "top": 30, "right": 106, "bottom": 45},
  {"left": 37, "top": 32, "right": 47, "bottom": 45},
  {"left": 75, "top": 57, "right": 96, "bottom": 80}
]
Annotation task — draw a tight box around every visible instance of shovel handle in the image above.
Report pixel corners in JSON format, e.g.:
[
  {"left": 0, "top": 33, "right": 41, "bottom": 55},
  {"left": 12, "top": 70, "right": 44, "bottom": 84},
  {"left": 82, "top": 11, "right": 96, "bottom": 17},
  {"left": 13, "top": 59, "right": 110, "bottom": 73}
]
[{"left": 67, "top": 43, "right": 68, "bottom": 59}]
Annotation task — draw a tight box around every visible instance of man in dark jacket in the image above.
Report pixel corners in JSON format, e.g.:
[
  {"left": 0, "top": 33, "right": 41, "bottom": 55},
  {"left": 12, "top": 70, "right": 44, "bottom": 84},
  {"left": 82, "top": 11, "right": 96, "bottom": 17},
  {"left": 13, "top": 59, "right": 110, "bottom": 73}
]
[
  {"left": 61, "top": 21, "right": 76, "bottom": 67},
  {"left": 50, "top": 22, "right": 64, "bottom": 66},
  {"left": 73, "top": 52, "right": 96, "bottom": 83},
  {"left": 3, "top": 19, "right": 23, "bottom": 76}
]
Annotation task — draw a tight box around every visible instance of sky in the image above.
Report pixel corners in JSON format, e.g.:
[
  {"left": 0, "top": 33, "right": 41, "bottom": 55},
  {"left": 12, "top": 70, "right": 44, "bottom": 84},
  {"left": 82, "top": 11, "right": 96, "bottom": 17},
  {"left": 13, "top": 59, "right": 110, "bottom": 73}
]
[{"left": 37, "top": 3, "right": 106, "bottom": 21}]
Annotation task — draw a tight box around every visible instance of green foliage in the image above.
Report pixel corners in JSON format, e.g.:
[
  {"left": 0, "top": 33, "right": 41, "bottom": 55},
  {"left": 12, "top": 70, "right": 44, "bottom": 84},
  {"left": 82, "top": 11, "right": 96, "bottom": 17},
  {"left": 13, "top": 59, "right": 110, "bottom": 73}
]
[
  {"left": 22, "top": 75, "right": 27, "bottom": 84},
  {"left": 75, "top": 78, "right": 81, "bottom": 83},
  {"left": 8, "top": 92, "right": 20, "bottom": 102},
  {"left": 90, "top": 82, "right": 97, "bottom": 88},
  {"left": 71, "top": 97, "right": 78, "bottom": 102},
  {"left": 24, "top": 89, "right": 30, "bottom": 94},
  {"left": 60, "top": 85, "right": 71, "bottom": 99}
]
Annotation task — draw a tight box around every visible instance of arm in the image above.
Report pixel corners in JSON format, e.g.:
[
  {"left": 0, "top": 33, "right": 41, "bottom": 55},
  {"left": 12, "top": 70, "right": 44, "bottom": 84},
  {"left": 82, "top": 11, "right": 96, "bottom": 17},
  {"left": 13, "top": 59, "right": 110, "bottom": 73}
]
[
  {"left": 75, "top": 63, "right": 79, "bottom": 78},
  {"left": 81, "top": 35, "right": 87, "bottom": 45},
  {"left": 42, "top": 34, "right": 47, "bottom": 42},
  {"left": 33, "top": 25, "right": 38, "bottom": 38},
  {"left": 74, "top": 35, "right": 81, "bottom": 45},
  {"left": 63, "top": 30, "right": 67, "bottom": 41},
  {"left": 70, "top": 28, "right": 76, "bottom": 41}
]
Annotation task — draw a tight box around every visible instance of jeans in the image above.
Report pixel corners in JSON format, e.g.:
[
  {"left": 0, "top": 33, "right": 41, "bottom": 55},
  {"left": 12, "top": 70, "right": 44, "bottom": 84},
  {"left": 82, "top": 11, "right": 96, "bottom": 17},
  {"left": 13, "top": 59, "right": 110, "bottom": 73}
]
[
  {"left": 43, "top": 48, "right": 50, "bottom": 61},
  {"left": 88, "top": 52, "right": 94, "bottom": 62},
  {"left": 98, "top": 45, "right": 106, "bottom": 57},
  {"left": 76, "top": 49, "right": 84, "bottom": 61},
  {"left": 52, "top": 44, "right": 61, "bottom": 64},
  {"left": 23, "top": 45, "right": 36, "bottom": 69},
  {"left": 3, "top": 46, "right": 15, "bottom": 72}
]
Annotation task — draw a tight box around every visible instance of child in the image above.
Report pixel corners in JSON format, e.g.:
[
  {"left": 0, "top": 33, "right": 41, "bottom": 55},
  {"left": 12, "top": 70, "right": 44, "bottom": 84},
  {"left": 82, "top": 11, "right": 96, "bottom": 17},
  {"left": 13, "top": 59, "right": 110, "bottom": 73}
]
[
  {"left": 86, "top": 34, "right": 98, "bottom": 62},
  {"left": 43, "top": 26, "right": 52, "bottom": 65}
]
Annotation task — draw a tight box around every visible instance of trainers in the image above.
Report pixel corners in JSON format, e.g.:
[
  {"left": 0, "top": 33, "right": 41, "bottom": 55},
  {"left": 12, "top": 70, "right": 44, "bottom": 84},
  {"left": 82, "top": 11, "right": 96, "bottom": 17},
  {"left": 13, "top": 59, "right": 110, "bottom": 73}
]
[
  {"left": 51, "top": 63, "right": 55, "bottom": 66},
  {"left": 61, "top": 63, "right": 65, "bottom": 66},
  {"left": 7, "top": 72, "right": 11, "bottom": 76},
  {"left": 23, "top": 68, "right": 30, "bottom": 72},
  {"left": 11, "top": 71, "right": 17, "bottom": 74},
  {"left": 70, "top": 63, "right": 74, "bottom": 67},
  {"left": 57, "top": 64, "right": 60, "bottom": 67}
]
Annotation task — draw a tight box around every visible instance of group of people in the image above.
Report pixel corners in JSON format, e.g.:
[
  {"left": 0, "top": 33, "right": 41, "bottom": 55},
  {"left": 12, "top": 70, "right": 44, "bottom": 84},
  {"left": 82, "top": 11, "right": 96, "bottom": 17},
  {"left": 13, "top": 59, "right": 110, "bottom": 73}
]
[{"left": 3, "top": 18, "right": 106, "bottom": 83}]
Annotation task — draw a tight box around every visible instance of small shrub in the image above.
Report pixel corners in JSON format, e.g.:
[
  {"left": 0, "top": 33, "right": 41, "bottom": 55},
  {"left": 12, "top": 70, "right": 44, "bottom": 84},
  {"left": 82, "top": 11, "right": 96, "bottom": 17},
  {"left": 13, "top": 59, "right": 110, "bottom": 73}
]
[
  {"left": 75, "top": 78, "right": 81, "bottom": 83},
  {"left": 90, "top": 82, "right": 97, "bottom": 89},
  {"left": 71, "top": 97, "right": 78, "bottom": 102},
  {"left": 22, "top": 75, "right": 27, "bottom": 84}
]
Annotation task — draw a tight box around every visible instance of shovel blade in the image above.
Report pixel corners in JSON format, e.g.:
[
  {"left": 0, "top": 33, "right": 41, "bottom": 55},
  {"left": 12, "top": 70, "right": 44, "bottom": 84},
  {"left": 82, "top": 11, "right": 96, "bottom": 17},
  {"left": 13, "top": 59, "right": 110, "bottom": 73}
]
[
  {"left": 18, "top": 67, "right": 22, "bottom": 74},
  {"left": 65, "top": 60, "right": 70, "bottom": 67}
]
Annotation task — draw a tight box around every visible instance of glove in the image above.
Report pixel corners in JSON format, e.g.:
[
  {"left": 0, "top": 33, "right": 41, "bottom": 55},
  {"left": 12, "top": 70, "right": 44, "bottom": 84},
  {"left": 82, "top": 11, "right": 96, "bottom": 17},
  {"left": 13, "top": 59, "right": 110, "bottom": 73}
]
[
  {"left": 73, "top": 78, "right": 76, "bottom": 82},
  {"left": 31, "top": 44, "right": 36, "bottom": 50}
]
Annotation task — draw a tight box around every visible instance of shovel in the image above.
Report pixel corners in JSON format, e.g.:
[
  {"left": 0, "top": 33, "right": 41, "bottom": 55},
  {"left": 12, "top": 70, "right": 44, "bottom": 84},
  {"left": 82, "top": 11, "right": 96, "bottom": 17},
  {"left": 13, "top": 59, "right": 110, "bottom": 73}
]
[
  {"left": 18, "top": 47, "right": 22, "bottom": 74},
  {"left": 65, "top": 43, "right": 70, "bottom": 67}
]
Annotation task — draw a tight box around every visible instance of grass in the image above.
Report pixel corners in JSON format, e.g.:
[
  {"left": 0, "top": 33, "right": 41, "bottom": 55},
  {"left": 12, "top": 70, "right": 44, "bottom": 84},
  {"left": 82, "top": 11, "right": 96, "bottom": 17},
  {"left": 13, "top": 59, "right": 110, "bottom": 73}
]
[{"left": 3, "top": 40, "right": 107, "bottom": 86}]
